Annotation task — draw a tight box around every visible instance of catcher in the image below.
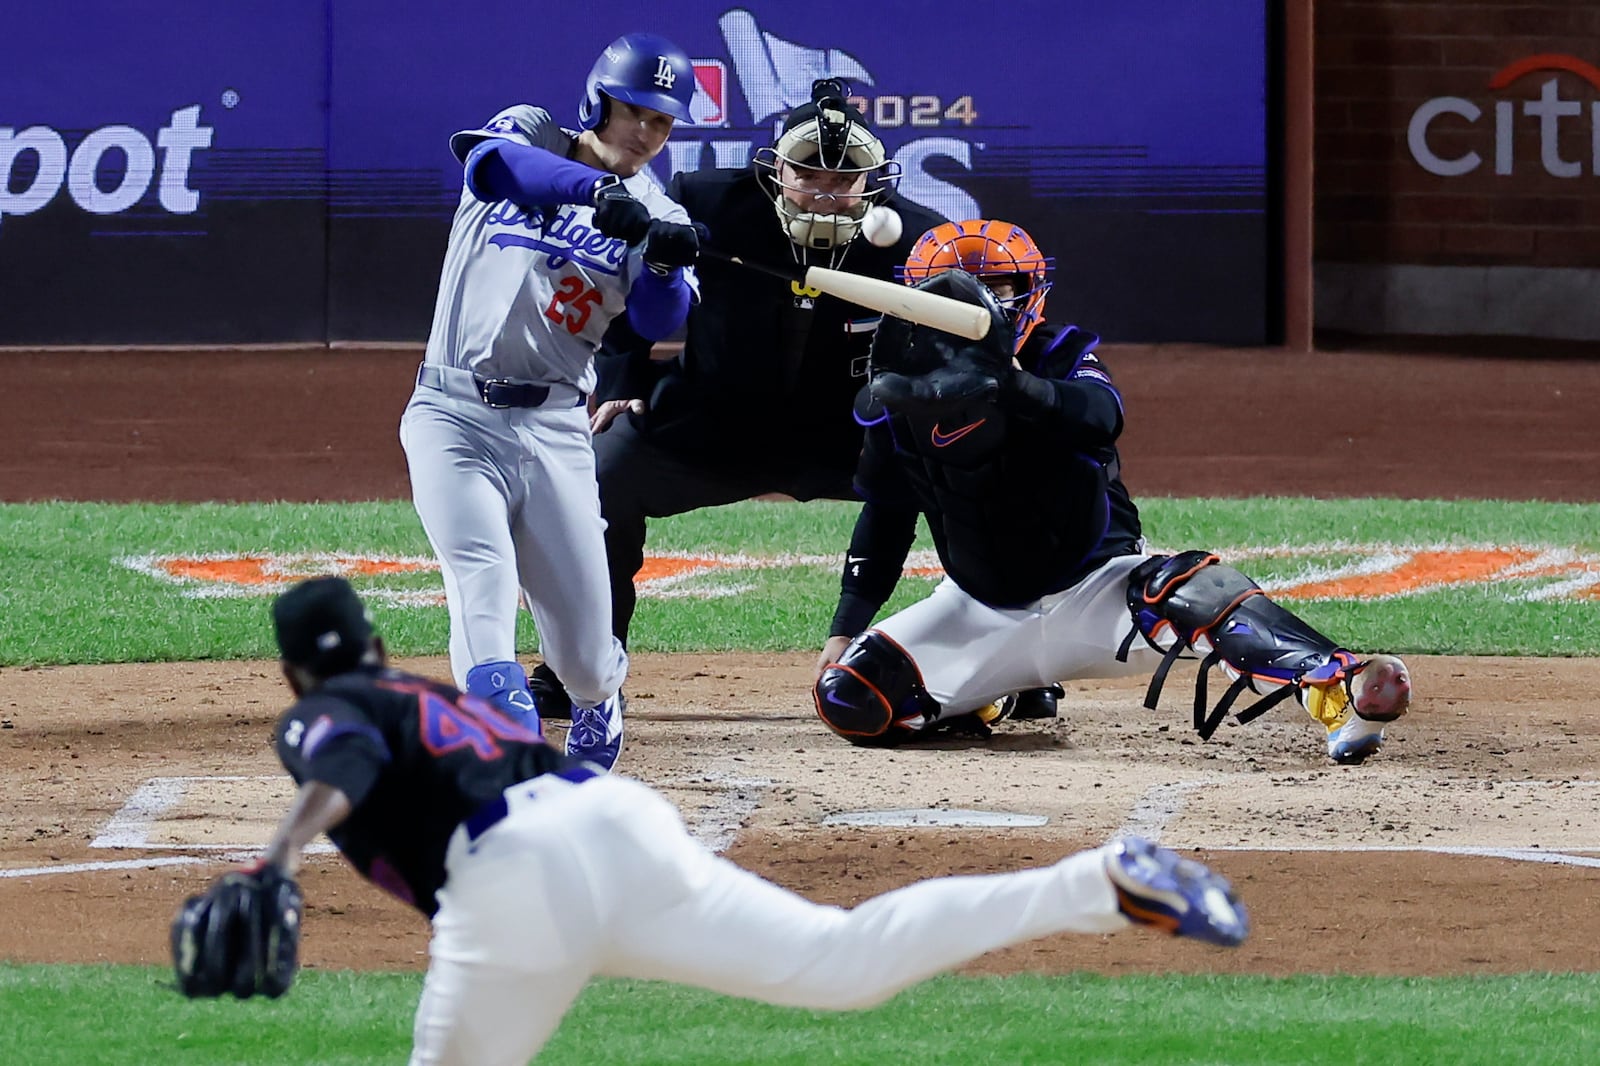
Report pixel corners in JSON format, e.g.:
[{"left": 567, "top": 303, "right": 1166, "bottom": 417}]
[
  {"left": 814, "top": 220, "right": 1412, "bottom": 763},
  {"left": 173, "top": 575, "right": 1249, "bottom": 1063}
]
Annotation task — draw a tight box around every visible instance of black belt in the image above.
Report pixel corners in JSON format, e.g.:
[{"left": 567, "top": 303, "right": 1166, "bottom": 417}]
[
  {"left": 463, "top": 765, "right": 600, "bottom": 843},
  {"left": 416, "top": 363, "right": 587, "bottom": 409}
]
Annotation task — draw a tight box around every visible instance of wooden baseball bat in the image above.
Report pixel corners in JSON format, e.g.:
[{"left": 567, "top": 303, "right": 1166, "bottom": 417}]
[{"left": 697, "top": 247, "right": 992, "bottom": 341}]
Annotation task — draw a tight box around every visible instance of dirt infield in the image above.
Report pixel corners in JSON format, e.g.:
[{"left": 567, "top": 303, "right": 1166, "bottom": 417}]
[{"left": 2, "top": 340, "right": 1598, "bottom": 977}]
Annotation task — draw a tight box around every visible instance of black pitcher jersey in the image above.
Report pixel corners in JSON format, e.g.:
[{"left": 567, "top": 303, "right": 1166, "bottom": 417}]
[{"left": 273, "top": 666, "right": 578, "bottom": 917}]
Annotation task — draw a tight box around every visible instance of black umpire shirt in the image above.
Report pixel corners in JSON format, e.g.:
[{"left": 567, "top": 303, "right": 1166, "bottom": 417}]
[
  {"left": 600, "top": 166, "right": 947, "bottom": 477},
  {"left": 832, "top": 321, "right": 1144, "bottom": 634},
  {"left": 274, "top": 666, "right": 578, "bottom": 917}
]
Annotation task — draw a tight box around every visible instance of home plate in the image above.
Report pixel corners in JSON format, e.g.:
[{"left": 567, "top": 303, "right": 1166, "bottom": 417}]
[{"left": 823, "top": 809, "right": 1048, "bottom": 828}]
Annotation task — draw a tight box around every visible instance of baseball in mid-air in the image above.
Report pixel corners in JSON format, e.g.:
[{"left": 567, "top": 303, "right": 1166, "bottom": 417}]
[{"left": 861, "top": 205, "right": 903, "bottom": 247}]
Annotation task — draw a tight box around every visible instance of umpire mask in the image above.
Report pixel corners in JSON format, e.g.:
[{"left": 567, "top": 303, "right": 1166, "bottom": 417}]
[{"left": 756, "top": 80, "right": 900, "bottom": 251}]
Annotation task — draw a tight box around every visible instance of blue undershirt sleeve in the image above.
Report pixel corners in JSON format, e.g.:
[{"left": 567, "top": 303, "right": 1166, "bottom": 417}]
[
  {"left": 463, "top": 138, "right": 606, "bottom": 206},
  {"left": 625, "top": 268, "right": 692, "bottom": 341}
]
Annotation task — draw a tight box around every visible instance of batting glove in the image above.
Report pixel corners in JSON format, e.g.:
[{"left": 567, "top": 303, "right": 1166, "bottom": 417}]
[
  {"left": 643, "top": 221, "right": 700, "bottom": 271},
  {"left": 592, "top": 177, "right": 651, "bottom": 244}
]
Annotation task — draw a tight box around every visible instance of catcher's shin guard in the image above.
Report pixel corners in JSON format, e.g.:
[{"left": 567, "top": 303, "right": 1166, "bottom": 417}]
[
  {"left": 814, "top": 631, "right": 940, "bottom": 746},
  {"left": 1116, "top": 551, "right": 1363, "bottom": 740}
]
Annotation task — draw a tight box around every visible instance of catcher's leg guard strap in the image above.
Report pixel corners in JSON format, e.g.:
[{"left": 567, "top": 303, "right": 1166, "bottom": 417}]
[
  {"left": 1122, "top": 552, "right": 1354, "bottom": 739},
  {"left": 814, "top": 631, "right": 938, "bottom": 746}
]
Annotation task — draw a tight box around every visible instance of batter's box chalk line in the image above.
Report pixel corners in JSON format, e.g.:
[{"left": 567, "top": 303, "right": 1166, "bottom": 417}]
[
  {"left": 656, "top": 769, "right": 772, "bottom": 853},
  {"left": 823, "top": 809, "right": 1050, "bottom": 828},
  {"left": 90, "top": 775, "right": 336, "bottom": 854}
]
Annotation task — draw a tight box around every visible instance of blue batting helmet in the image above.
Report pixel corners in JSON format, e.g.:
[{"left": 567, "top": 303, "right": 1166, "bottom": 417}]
[{"left": 578, "top": 33, "right": 695, "bottom": 131}]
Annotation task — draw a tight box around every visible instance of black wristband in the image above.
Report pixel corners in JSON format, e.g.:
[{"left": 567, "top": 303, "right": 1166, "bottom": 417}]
[
  {"left": 999, "top": 368, "right": 1058, "bottom": 416},
  {"left": 830, "top": 591, "right": 881, "bottom": 639}
]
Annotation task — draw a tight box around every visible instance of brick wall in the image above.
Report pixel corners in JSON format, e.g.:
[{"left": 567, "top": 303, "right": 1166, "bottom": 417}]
[{"left": 1315, "top": 0, "right": 1600, "bottom": 268}]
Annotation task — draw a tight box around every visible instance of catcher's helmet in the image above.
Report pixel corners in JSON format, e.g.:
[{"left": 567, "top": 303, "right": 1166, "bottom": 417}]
[
  {"left": 900, "top": 220, "right": 1055, "bottom": 351},
  {"left": 578, "top": 33, "right": 695, "bottom": 131},
  {"left": 755, "top": 79, "right": 901, "bottom": 252}
]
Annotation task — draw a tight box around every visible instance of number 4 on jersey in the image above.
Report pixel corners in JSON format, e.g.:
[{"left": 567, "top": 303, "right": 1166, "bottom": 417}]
[
  {"left": 418, "top": 691, "right": 540, "bottom": 760},
  {"left": 544, "top": 276, "right": 602, "bottom": 334}
]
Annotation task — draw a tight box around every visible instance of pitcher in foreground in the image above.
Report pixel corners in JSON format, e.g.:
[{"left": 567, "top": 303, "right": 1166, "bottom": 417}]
[{"left": 172, "top": 576, "right": 1247, "bottom": 1065}]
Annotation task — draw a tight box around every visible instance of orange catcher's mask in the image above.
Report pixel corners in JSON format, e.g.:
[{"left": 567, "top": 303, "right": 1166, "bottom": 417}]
[{"left": 898, "top": 219, "right": 1054, "bottom": 352}]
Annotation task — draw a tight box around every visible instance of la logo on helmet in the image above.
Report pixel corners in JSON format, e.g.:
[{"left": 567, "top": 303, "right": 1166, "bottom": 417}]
[{"left": 653, "top": 57, "right": 677, "bottom": 89}]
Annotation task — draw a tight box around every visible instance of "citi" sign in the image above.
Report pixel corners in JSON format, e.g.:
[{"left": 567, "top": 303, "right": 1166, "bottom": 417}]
[{"left": 1407, "top": 53, "right": 1600, "bottom": 177}]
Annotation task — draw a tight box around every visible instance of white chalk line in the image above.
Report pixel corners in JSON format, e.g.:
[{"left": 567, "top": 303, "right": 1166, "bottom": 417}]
[
  {"left": 90, "top": 776, "right": 194, "bottom": 848},
  {"left": 89, "top": 774, "right": 335, "bottom": 855},
  {"left": 0, "top": 855, "right": 218, "bottom": 879},
  {"left": 1114, "top": 778, "right": 1600, "bottom": 868},
  {"left": 1117, "top": 779, "right": 1219, "bottom": 841},
  {"left": 1200, "top": 844, "right": 1600, "bottom": 868},
  {"left": 676, "top": 769, "right": 771, "bottom": 854}
]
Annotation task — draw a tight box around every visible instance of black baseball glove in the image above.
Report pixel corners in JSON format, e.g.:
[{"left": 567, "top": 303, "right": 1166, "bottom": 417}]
[
  {"left": 868, "top": 269, "right": 1014, "bottom": 416},
  {"left": 171, "top": 862, "right": 303, "bottom": 999},
  {"left": 591, "top": 177, "right": 652, "bottom": 244}
]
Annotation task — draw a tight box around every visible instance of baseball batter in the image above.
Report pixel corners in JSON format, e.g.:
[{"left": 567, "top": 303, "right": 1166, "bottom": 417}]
[
  {"left": 400, "top": 33, "right": 702, "bottom": 770},
  {"left": 815, "top": 220, "right": 1413, "bottom": 764},
  {"left": 180, "top": 575, "right": 1247, "bottom": 1064}
]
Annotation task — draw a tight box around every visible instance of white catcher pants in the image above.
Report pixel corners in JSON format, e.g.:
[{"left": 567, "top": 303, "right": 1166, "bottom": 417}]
[
  {"left": 408, "top": 774, "right": 1129, "bottom": 1065},
  {"left": 400, "top": 384, "right": 627, "bottom": 706},
  {"left": 875, "top": 552, "right": 1165, "bottom": 716}
]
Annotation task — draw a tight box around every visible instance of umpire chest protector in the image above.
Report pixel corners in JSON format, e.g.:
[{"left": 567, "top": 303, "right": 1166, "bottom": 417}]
[{"left": 646, "top": 168, "right": 944, "bottom": 469}]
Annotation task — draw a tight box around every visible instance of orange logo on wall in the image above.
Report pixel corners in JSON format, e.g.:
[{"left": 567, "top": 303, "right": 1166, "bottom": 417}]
[{"left": 119, "top": 545, "right": 1600, "bottom": 604}]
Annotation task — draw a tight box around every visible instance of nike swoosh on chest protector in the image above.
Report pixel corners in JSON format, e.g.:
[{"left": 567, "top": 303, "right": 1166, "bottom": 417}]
[{"left": 930, "top": 419, "right": 986, "bottom": 447}]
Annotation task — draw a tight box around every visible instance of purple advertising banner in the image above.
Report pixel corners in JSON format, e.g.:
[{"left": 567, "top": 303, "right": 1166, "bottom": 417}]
[
  {"left": 1, "top": 2, "right": 329, "bottom": 344},
  {"left": 3, "top": 1, "right": 1269, "bottom": 345}
]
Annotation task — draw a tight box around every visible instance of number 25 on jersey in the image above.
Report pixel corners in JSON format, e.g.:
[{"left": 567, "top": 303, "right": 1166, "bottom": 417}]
[{"left": 544, "top": 275, "right": 602, "bottom": 334}]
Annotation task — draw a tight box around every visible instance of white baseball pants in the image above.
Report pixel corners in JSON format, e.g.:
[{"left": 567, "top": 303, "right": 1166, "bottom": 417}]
[
  {"left": 875, "top": 553, "right": 1164, "bottom": 716},
  {"left": 408, "top": 774, "right": 1129, "bottom": 1065}
]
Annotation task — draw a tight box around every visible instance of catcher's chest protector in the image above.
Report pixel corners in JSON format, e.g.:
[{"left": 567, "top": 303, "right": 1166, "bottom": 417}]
[
  {"left": 889, "top": 410, "right": 1112, "bottom": 607},
  {"left": 1118, "top": 550, "right": 1355, "bottom": 739}
]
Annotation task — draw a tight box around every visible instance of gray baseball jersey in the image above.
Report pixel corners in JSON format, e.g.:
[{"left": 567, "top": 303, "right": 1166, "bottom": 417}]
[
  {"left": 424, "top": 104, "right": 697, "bottom": 392},
  {"left": 402, "top": 103, "right": 695, "bottom": 721}
]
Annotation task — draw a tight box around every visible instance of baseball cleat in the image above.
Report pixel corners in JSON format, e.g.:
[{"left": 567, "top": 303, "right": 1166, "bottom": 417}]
[
  {"left": 499, "top": 688, "right": 543, "bottom": 736},
  {"left": 1326, "top": 713, "right": 1386, "bottom": 765},
  {"left": 464, "top": 661, "right": 543, "bottom": 735},
  {"left": 529, "top": 662, "right": 573, "bottom": 720},
  {"left": 1004, "top": 684, "right": 1064, "bottom": 721},
  {"left": 1103, "top": 836, "right": 1249, "bottom": 947},
  {"left": 566, "top": 692, "right": 624, "bottom": 772}
]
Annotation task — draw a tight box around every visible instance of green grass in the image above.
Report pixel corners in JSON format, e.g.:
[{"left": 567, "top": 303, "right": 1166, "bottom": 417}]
[
  {"left": 3, "top": 497, "right": 1600, "bottom": 665},
  {"left": 4, "top": 965, "right": 1598, "bottom": 1065},
  {"left": 5, "top": 496, "right": 1600, "bottom": 1060}
]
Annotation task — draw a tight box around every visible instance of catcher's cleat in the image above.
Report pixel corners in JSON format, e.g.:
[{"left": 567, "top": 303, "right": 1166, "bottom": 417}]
[
  {"left": 1103, "top": 837, "right": 1248, "bottom": 947},
  {"left": 974, "top": 699, "right": 1008, "bottom": 726},
  {"left": 1303, "top": 654, "right": 1411, "bottom": 765},
  {"left": 1003, "top": 684, "right": 1064, "bottom": 721},
  {"left": 566, "top": 692, "right": 625, "bottom": 772}
]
